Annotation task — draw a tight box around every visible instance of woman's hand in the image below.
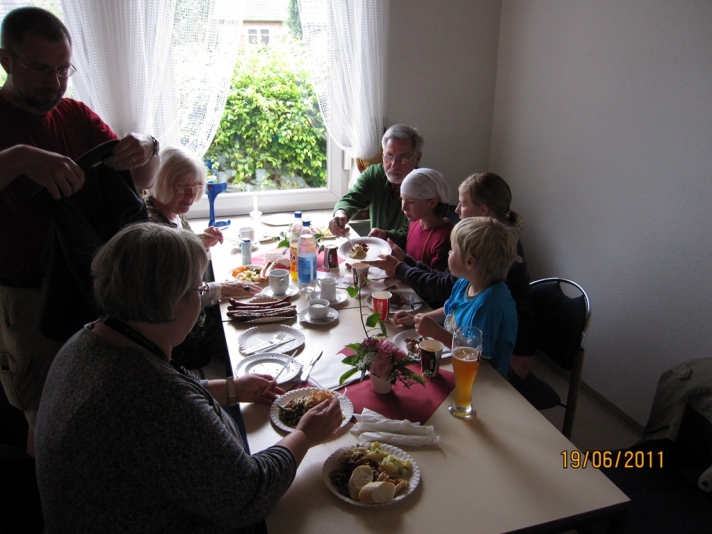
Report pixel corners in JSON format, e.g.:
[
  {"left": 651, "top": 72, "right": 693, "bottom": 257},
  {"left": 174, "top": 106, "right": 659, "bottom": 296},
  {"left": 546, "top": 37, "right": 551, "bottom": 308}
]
[
  {"left": 201, "top": 227, "right": 224, "bottom": 249},
  {"left": 220, "top": 280, "right": 261, "bottom": 298},
  {"left": 295, "top": 396, "right": 343, "bottom": 446},
  {"left": 234, "top": 373, "right": 284, "bottom": 404},
  {"left": 393, "top": 310, "right": 415, "bottom": 328}
]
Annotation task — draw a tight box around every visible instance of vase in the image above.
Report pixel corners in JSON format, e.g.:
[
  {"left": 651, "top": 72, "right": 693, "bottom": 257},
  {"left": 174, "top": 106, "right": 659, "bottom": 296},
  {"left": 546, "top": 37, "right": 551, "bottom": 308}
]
[{"left": 370, "top": 373, "right": 393, "bottom": 394}]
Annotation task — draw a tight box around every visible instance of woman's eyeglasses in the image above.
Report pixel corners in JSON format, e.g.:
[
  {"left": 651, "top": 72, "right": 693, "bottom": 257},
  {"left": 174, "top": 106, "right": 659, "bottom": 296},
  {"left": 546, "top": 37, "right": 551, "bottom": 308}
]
[
  {"left": 174, "top": 184, "right": 204, "bottom": 195},
  {"left": 194, "top": 282, "right": 209, "bottom": 297}
]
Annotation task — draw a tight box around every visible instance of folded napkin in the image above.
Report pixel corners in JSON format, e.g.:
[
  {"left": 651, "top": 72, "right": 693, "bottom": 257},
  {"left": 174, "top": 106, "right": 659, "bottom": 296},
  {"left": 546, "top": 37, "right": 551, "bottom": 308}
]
[{"left": 350, "top": 408, "right": 440, "bottom": 447}]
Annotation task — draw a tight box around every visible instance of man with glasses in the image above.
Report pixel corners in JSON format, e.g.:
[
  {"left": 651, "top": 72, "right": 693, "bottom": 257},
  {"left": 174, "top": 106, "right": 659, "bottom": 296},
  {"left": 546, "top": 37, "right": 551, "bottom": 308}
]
[
  {"left": 0, "top": 7, "right": 159, "bottom": 456},
  {"left": 329, "top": 124, "right": 423, "bottom": 247}
]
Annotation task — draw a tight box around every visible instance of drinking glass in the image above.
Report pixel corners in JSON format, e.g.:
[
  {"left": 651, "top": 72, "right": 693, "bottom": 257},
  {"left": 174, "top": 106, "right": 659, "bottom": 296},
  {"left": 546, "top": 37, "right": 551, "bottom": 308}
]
[{"left": 449, "top": 326, "right": 483, "bottom": 419}]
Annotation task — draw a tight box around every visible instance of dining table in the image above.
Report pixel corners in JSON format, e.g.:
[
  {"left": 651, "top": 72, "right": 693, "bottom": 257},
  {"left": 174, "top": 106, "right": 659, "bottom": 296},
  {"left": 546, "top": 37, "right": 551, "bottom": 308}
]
[{"left": 192, "top": 211, "right": 630, "bottom": 534}]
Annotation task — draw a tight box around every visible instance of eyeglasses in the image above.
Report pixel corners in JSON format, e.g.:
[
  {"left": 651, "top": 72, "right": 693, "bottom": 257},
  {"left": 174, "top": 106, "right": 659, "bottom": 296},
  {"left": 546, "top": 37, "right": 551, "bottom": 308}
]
[
  {"left": 383, "top": 153, "right": 417, "bottom": 166},
  {"left": 174, "top": 183, "right": 204, "bottom": 195},
  {"left": 10, "top": 51, "right": 76, "bottom": 78},
  {"left": 194, "top": 282, "right": 209, "bottom": 297}
]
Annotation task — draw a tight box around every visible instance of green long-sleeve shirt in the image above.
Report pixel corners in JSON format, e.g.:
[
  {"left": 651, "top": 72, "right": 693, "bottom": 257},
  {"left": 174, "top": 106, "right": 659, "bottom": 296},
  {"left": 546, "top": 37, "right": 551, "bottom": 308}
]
[{"left": 333, "top": 164, "right": 408, "bottom": 247}]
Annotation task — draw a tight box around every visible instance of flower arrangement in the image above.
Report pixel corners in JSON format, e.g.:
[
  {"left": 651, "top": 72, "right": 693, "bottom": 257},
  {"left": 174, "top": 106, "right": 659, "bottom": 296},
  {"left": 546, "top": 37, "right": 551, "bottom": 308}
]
[{"left": 338, "top": 286, "right": 426, "bottom": 388}]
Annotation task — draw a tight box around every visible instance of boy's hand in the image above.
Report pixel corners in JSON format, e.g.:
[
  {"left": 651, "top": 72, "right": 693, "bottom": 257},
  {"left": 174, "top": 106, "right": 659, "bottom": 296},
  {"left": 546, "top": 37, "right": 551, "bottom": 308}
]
[
  {"left": 414, "top": 314, "right": 443, "bottom": 339},
  {"left": 392, "top": 310, "right": 414, "bottom": 327}
]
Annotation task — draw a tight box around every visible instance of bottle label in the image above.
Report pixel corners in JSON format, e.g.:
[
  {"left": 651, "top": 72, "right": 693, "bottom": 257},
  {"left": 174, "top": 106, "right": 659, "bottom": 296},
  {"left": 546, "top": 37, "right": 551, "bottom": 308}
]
[{"left": 297, "top": 255, "right": 316, "bottom": 284}]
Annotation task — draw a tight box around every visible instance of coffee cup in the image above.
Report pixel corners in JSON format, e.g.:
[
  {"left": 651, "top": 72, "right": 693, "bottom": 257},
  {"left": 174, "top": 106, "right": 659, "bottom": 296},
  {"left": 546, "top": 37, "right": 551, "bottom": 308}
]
[
  {"left": 308, "top": 298, "right": 330, "bottom": 320},
  {"left": 419, "top": 339, "right": 444, "bottom": 377},
  {"left": 269, "top": 269, "right": 290, "bottom": 296},
  {"left": 371, "top": 291, "right": 391, "bottom": 320},
  {"left": 352, "top": 262, "right": 370, "bottom": 288},
  {"left": 317, "top": 278, "right": 338, "bottom": 302},
  {"left": 238, "top": 226, "right": 256, "bottom": 241}
]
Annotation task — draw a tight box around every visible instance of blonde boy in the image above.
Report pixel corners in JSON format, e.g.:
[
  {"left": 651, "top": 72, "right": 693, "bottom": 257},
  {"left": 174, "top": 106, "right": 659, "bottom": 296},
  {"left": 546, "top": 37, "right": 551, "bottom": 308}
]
[{"left": 393, "top": 217, "right": 518, "bottom": 375}]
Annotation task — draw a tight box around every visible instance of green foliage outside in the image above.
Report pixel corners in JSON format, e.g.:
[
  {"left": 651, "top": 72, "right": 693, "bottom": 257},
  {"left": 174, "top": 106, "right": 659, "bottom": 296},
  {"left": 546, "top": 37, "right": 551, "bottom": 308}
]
[{"left": 204, "top": 40, "right": 327, "bottom": 191}]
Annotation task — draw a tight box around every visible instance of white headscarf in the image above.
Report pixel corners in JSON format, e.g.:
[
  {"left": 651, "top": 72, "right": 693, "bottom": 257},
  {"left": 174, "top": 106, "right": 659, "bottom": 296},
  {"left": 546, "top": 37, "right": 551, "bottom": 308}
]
[{"left": 400, "top": 168, "right": 451, "bottom": 204}]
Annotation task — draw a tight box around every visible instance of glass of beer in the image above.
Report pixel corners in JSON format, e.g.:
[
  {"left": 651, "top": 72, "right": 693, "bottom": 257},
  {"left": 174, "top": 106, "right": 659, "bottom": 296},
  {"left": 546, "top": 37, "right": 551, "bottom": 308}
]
[{"left": 448, "top": 325, "right": 483, "bottom": 419}]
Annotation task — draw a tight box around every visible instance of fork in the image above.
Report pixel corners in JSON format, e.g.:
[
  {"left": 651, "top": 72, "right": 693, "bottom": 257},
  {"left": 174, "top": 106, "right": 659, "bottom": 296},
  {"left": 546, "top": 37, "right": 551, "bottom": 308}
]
[{"left": 246, "top": 332, "right": 286, "bottom": 354}]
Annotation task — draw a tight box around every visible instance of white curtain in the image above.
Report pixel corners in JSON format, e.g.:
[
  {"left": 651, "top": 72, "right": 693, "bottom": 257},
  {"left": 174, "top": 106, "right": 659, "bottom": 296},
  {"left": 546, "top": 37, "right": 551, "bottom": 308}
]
[
  {"left": 298, "top": 0, "right": 389, "bottom": 161},
  {"left": 59, "top": 0, "right": 242, "bottom": 157}
]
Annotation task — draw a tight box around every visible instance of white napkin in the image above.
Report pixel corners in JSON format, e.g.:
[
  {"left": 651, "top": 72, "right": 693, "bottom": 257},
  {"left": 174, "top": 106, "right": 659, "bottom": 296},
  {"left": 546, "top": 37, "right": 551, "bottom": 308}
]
[
  {"left": 307, "top": 350, "right": 362, "bottom": 390},
  {"left": 350, "top": 409, "right": 440, "bottom": 447}
]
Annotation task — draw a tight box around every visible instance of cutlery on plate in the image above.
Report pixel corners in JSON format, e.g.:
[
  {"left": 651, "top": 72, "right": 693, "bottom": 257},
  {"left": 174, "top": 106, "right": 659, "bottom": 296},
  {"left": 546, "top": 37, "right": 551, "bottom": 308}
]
[
  {"left": 248, "top": 336, "right": 294, "bottom": 356},
  {"left": 246, "top": 332, "right": 286, "bottom": 354},
  {"left": 273, "top": 360, "right": 291, "bottom": 382},
  {"left": 299, "top": 351, "right": 323, "bottom": 384}
]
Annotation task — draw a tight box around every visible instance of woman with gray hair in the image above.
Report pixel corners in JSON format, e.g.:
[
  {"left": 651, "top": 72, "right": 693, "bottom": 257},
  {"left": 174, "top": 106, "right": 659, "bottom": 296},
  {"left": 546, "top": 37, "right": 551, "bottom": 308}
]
[
  {"left": 146, "top": 146, "right": 260, "bottom": 301},
  {"left": 35, "top": 223, "right": 343, "bottom": 533}
]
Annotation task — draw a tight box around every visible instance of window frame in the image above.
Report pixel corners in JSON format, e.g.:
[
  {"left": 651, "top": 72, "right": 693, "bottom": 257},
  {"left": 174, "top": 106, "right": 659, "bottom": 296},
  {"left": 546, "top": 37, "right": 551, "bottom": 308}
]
[{"left": 186, "top": 139, "right": 349, "bottom": 219}]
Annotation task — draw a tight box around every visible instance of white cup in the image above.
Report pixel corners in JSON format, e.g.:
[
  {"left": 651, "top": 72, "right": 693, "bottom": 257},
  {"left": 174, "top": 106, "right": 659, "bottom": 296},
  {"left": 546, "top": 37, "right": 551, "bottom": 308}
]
[
  {"left": 238, "top": 226, "right": 256, "bottom": 241},
  {"left": 317, "top": 278, "right": 337, "bottom": 301},
  {"left": 308, "top": 298, "right": 330, "bottom": 320},
  {"left": 269, "top": 269, "right": 290, "bottom": 296}
]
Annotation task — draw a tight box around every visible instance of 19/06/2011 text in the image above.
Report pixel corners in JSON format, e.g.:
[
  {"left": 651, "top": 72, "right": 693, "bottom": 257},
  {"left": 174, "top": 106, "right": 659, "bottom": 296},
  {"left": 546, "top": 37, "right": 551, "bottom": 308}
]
[{"left": 561, "top": 450, "right": 664, "bottom": 469}]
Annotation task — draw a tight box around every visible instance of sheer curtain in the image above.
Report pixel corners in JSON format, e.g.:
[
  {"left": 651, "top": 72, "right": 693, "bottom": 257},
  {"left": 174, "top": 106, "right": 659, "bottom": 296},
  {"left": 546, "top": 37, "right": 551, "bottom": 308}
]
[
  {"left": 59, "top": 0, "right": 241, "bottom": 157},
  {"left": 298, "top": 0, "right": 389, "bottom": 162}
]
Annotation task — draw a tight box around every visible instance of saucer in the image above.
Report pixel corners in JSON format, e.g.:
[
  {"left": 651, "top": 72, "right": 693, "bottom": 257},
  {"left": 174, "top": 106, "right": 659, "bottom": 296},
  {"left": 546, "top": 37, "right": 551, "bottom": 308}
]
[
  {"left": 298, "top": 308, "right": 338, "bottom": 325},
  {"left": 312, "top": 289, "right": 349, "bottom": 306},
  {"left": 260, "top": 285, "right": 299, "bottom": 298}
]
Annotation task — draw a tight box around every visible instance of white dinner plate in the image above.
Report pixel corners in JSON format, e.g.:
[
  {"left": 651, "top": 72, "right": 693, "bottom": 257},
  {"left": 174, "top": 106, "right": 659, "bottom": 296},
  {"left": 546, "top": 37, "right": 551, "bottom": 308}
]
[
  {"left": 237, "top": 325, "right": 305, "bottom": 355},
  {"left": 365, "top": 289, "right": 422, "bottom": 312},
  {"left": 392, "top": 329, "right": 421, "bottom": 356},
  {"left": 312, "top": 289, "right": 349, "bottom": 306},
  {"left": 259, "top": 285, "right": 300, "bottom": 298},
  {"left": 298, "top": 308, "right": 339, "bottom": 325},
  {"left": 322, "top": 443, "right": 421, "bottom": 507},
  {"left": 337, "top": 237, "right": 390, "bottom": 261},
  {"left": 234, "top": 353, "right": 301, "bottom": 385},
  {"left": 270, "top": 387, "right": 354, "bottom": 433},
  {"left": 228, "top": 264, "right": 263, "bottom": 283}
]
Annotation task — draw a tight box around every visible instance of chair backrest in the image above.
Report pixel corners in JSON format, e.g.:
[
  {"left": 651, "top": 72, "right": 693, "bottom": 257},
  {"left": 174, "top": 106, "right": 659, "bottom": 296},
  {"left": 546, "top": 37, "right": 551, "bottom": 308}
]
[{"left": 530, "top": 278, "right": 591, "bottom": 371}]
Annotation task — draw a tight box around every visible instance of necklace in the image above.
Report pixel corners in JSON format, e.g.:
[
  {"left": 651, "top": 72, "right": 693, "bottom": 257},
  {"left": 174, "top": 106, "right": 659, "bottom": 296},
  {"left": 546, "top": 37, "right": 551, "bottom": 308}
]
[{"left": 102, "top": 315, "right": 167, "bottom": 362}]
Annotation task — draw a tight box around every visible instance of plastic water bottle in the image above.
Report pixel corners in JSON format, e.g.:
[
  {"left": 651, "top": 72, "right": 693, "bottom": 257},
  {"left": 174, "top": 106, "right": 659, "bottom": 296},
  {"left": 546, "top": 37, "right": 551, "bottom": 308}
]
[
  {"left": 297, "top": 219, "right": 317, "bottom": 294},
  {"left": 288, "top": 211, "right": 303, "bottom": 281}
]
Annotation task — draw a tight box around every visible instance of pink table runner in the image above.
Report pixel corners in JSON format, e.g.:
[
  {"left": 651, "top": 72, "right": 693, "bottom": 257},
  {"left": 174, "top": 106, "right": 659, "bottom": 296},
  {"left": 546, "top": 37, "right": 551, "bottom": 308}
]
[
  {"left": 250, "top": 247, "right": 345, "bottom": 273},
  {"left": 340, "top": 366, "right": 455, "bottom": 425}
]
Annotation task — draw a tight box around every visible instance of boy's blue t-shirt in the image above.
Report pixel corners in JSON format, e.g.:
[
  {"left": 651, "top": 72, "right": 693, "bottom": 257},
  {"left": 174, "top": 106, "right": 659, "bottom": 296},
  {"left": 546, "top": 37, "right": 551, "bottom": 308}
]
[{"left": 444, "top": 279, "right": 517, "bottom": 376}]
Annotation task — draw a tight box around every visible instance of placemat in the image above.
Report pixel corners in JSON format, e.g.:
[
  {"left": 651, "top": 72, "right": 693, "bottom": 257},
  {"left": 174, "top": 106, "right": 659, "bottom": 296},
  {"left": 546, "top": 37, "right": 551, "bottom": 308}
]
[{"left": 341, "top": 366, "right": 455, "bottom": 425}]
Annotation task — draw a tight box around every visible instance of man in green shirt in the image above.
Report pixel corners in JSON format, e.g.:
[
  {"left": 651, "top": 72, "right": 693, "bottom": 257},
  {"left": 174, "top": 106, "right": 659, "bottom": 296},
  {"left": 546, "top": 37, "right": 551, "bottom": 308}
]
[{"left": 329, "top": 124, "right": 423, "bottom": 247}]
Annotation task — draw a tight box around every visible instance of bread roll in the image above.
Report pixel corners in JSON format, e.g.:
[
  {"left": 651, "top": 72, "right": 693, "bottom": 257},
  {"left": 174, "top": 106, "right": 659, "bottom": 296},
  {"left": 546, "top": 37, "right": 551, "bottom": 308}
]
[
  {"left": 348, "top": 465, "right": 374, "bottom": 500},
  {"left": 358, "top": 481, "right": 396, "bottom": 504}
]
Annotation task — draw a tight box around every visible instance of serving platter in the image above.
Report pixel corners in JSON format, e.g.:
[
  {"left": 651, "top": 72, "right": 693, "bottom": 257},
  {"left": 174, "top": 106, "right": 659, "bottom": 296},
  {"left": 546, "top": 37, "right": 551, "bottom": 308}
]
[
  {"left": 270, "top": 387, "right": 354, "bottom": 433},
  {"left": 321, "top": 443, "right": 421, "bottom": 507},
  {"left": 337, "top": 237, "right": 390, "bottom": 261}
]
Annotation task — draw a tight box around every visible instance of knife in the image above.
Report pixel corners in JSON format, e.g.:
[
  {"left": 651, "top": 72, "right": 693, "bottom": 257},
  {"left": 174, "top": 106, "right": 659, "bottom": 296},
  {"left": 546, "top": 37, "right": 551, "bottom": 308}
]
[
  {"left": 244, "top": 337, "right": 293, "bottom": 356},
  {"left": 299, "top": 351, "right": 323, "bottom": 384}
]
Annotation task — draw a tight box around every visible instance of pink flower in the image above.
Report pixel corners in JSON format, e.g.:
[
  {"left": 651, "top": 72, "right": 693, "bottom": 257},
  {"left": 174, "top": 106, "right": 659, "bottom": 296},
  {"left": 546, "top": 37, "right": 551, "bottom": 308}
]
[{"left": 369, "top": 357, "right": 392, "bottom": 379}]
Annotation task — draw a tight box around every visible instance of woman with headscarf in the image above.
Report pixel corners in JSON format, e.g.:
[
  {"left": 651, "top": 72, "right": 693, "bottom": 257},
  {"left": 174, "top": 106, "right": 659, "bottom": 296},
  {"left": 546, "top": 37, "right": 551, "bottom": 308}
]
[
  {"left": 400, "top": 168, "right": 453, "bottom": 271},
  {"left": 35, "top": 223, "right": 343, "bottom": 532}
]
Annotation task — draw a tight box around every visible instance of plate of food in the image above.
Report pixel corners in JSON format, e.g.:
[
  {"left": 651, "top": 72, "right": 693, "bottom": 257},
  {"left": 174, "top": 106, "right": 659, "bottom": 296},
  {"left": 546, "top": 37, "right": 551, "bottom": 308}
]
[
  {"left": 270, "top": 387, "right": 354, "bottom": 433},
  {"left": 337, "top": 237, "right": 390, "bottom": 261},
  {"left": 365, "top": 289, "right": 423, "bottom": 312},
  {"left": 229, "top": 265, "right": 263, "bottom": 283},
  {"left": 237, "top": 324, "right": 304, "bottom": 354},
  {"left": 322, "top": 442, "right": 420, "bottom": 506},
  {"left": 234, "top": 353, "right": 301, "bottom": 386}
]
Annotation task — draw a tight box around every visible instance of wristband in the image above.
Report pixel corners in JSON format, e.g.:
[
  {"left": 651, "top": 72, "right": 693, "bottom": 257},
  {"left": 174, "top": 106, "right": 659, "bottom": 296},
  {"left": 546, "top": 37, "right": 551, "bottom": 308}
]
[
  {"left": 225, "top": 377, "right": 237, "bottom": 406},
  {"left": 150, "top": 135, "right": 160, "bottom": 158}
]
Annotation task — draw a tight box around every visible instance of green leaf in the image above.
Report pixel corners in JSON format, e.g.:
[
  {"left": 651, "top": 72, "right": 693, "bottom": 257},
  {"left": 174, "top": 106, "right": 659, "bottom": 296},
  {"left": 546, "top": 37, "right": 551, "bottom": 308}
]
[
  {"left": 341, "top": 355, "right": 360, "bottom": 366},
  {"left": 379, "top": 321, "right": 387, "bottom": 337},
  {"left": 365, "top": 313, "right": 381, "bottom": 328},
  {"left": 339, "top": 367, "right": 359, "bottom": 385},
  {"left": 346, "top": 286, "right": 359, "bottom": 299}
]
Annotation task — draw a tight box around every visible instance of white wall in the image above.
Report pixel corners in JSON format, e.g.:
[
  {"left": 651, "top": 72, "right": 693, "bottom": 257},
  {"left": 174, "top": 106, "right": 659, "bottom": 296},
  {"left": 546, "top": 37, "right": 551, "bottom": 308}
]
[
  {"left": 490, "top": 0, "right": 712, "bottom": 424},
  {"left": 387, "top": 0, "right": 712, "bottom": 425},
  {"left": 386, "top": 0, "right": 501, "bottom": 198}
]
